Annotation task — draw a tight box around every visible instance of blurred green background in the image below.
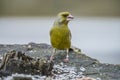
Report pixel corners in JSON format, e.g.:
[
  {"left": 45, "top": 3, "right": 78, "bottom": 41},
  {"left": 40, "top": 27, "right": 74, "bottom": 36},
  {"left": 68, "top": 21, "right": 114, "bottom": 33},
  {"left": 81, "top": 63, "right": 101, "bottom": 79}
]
[{"left": 0, "top": 0, "right": 120, "bottom": 17}]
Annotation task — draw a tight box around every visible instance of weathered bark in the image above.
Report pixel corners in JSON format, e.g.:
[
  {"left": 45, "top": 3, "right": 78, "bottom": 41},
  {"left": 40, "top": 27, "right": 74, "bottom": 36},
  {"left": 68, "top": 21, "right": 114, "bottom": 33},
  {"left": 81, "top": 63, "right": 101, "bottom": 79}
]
[
  {"left": 0, "top": 43, "right": 120, "bottom": 80},
  {"left": 0, "top": 50, "right": 54, "bottom": 77}
]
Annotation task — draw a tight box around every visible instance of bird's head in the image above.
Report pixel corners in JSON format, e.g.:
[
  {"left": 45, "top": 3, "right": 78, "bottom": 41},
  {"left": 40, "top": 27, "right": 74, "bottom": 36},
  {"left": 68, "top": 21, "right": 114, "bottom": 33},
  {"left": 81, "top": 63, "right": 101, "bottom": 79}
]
[{"left": 57, "top": 12, "right": 74, "bottom": 24}]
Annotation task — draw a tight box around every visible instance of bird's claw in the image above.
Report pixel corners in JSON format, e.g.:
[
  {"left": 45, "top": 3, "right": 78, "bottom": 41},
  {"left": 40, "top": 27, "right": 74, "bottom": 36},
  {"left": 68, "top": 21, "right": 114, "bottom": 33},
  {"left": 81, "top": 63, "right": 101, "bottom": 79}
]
[
  {"left": 50, "top": 56, "right": 54, "bottom": 62},
  {"left": 63, "top": 58, "right": 69, "bottom": 63}
]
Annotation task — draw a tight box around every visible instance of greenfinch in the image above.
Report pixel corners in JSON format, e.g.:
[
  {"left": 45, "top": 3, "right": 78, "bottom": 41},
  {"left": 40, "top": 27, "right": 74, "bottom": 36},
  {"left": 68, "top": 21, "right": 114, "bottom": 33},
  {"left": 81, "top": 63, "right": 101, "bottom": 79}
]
[{"left": 50, "top": 12, "right": 74, "bottom": 62}]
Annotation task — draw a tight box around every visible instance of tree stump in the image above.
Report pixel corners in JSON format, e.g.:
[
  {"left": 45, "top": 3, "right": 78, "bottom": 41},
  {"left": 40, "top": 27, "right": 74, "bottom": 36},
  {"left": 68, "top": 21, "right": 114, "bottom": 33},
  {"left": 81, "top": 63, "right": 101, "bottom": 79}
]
[{"left": 0, "top": 50, "right": 54, "bottom": 77}]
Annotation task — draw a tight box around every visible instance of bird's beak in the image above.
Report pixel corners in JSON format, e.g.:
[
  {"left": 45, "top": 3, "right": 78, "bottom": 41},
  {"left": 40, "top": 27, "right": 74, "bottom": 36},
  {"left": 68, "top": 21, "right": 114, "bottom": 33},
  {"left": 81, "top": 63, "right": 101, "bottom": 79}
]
[{"left": 67, "top": 14, "right": 74, "bottom": 21}]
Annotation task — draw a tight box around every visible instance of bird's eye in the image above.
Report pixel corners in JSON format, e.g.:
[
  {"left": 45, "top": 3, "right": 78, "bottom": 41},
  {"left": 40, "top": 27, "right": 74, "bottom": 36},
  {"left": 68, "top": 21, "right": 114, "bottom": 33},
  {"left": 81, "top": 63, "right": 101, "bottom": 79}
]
[{"left": 62, "top": 14, "right": 69, "bottom": 17}]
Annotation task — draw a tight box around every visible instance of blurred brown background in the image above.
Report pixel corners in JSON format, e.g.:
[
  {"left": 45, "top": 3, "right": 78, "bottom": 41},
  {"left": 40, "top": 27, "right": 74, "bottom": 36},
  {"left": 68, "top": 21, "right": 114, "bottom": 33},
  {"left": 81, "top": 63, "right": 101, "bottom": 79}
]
[
  {"left": 0, "top": 0, "right": 120, "bottom": 17},
  {"left": 0, "top": 0, "right": 120, "bottom": 64}
]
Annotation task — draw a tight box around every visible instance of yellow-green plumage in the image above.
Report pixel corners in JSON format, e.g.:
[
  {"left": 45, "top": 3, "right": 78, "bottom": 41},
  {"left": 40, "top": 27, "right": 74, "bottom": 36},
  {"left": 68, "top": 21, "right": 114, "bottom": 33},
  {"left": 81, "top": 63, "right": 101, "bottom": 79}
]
[
  {"left": 50, "top": 12, "right": 73, "bottom": 62},
  {"left": 50, "top": 25, "right": 71, "bottom": 50}
]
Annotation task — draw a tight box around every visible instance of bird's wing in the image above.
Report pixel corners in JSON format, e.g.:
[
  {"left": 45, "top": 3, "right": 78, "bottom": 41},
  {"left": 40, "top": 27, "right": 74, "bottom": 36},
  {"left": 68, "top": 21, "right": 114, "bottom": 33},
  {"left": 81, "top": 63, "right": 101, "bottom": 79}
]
[
  {"left": 69, "top": 29, "right": 72, "bottom": 40},
  {"left": 50, "top": 27, "right": 54, "bottom": 36}
]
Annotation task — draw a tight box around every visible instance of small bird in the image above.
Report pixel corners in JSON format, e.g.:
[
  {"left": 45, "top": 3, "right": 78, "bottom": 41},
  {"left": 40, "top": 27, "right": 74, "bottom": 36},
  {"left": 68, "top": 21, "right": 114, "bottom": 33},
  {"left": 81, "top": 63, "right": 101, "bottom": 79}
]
[{"left": 50, "top": 12, "right": 74, "bottom": 62}]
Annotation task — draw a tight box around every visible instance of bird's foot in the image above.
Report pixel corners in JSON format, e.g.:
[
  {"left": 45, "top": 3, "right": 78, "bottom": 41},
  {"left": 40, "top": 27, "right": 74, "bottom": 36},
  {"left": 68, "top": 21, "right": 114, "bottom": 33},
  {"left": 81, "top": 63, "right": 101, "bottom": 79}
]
[
  {"left": 50, "top": 56, "right": 54, "bottom": 62},
  {"left": 63, "top": 58, "right": 69, "bottom": 63}
]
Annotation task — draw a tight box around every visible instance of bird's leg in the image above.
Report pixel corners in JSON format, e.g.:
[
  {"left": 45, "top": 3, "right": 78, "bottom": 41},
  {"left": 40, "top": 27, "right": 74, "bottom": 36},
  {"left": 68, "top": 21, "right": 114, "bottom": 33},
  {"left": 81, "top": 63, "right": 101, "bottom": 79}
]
[
  {"left": 50, "top": 48, "right": 56, "bottom": 61},
  {"left": 63, "top": 49, "right": 69, "bottom": 62}
]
